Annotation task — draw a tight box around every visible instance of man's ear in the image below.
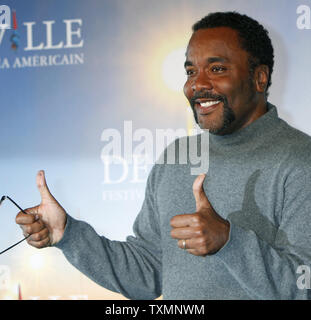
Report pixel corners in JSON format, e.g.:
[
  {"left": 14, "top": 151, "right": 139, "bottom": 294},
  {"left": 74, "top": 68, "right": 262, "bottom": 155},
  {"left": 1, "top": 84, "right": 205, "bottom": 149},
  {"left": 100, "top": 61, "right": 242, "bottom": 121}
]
[{"left": 254, "top": 65, "right": 269, "bottom": 93}]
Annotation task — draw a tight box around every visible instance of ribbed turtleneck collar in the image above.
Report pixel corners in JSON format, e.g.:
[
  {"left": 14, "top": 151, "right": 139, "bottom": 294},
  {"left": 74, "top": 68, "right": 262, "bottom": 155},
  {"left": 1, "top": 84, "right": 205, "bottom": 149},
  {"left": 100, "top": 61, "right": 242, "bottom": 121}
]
[{"left": 209, "top": 102, "right": 281, "bottom": 148}]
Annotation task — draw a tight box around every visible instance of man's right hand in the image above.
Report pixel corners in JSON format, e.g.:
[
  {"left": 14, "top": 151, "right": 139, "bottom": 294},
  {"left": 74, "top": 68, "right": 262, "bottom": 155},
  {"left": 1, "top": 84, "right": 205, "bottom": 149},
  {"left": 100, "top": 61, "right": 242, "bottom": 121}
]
[{"left": 15, "top": 170, "right": 67, "bottom": 248}]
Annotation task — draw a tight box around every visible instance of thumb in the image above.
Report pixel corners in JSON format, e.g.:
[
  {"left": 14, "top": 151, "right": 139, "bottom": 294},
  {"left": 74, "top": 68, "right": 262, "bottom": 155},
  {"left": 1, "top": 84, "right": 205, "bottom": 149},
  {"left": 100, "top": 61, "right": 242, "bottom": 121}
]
[
  {"left": 193, "top": 174, "right": 211, "bottom": 211},
  {"left": 36, "top": 170, "right": 54, "bottom": 202}
]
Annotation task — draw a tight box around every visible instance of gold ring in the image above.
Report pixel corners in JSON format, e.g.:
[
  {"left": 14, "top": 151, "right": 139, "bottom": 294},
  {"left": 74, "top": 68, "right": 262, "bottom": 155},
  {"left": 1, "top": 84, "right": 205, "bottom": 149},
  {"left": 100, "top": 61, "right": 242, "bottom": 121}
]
[{"left": 182, "top": 239, "right": 186, "bottom": 250}]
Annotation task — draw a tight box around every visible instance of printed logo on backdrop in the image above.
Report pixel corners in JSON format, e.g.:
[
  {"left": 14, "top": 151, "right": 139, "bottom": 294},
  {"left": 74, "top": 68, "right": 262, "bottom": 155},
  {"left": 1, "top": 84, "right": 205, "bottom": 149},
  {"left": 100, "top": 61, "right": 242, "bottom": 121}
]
[
  {"left": 0, "top": 5, "right": 84, "bottom": 69},
  {"left": 100, "top": 121, "right": 209, "bottom": 202},
  {"left": 0, "top": 265, "right": 10, "bottom": 290},
  {"left": 0, "top": 5, "right": 10, "bottom": 29},
  {"left": 297, "top": 5, "right": 311, "bottom": 29}
]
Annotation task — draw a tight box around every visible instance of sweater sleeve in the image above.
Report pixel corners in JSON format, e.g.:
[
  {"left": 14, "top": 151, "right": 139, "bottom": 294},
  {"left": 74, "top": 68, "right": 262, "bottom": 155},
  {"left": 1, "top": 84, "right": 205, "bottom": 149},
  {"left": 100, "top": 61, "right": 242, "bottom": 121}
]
[
  {"left": 54, "top": 165, "right": 162, "bottom": 300},
  {"left": 216, "top": 167, "right": 311, "bottom": 299}
]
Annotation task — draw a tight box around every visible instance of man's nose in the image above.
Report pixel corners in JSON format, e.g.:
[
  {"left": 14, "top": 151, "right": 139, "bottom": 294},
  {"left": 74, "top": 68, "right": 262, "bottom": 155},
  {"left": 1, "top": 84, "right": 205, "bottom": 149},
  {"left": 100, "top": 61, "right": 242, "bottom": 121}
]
[{"left": 191, "top": 71, "right": 213, "bottom": 92}]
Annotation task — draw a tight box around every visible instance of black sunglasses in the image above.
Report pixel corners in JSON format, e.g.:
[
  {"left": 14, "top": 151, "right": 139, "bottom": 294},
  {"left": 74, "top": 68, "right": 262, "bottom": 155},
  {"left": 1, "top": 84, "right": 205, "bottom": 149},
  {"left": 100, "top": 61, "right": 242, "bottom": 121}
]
[{"left": 0, "top": 196, "right": 30, "bottom": 255}]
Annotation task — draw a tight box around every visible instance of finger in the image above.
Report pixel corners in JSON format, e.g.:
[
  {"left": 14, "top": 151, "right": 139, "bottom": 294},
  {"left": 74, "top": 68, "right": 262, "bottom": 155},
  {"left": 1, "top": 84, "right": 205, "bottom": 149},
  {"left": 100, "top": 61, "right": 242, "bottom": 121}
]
[
  {"left": 177, "top": 237, "right": 201, "bottom": 250},
  {"left": 170, "top": 213, "right": 197, "bottom": 228},
  {"left": 177, "top": 238, "right": 200, "bottom": 250},
  {"left": 185, "top": 249, "right": 203, "bottom": 256},
  {"left": 192, "top": 174, "right": 211, "bottom": 211},
  {"left": 15, "top": 207, "right": 40, "bottom": 225},
  {"left": 28, "top": 227, "right": 49, "bottom": 242},
  {"left": 21, "top": 219, "right": 46, "bottom": 236},
  {"left": 178, "top": 239, "right": 189, "bottom": 250},
  {"left": 36, "top": 170, "right": 54, "bottom": 202},
  {"left": 171, "top": 226, "right": 203, "bottom": 240},
  {"left": 27, "top": 235, "right": 51, "bottom": 249}
]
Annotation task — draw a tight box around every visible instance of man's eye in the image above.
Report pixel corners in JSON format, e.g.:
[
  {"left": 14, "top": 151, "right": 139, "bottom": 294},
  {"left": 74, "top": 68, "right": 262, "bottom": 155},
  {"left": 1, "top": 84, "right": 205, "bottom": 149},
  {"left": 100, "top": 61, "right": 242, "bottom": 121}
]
[
  {"left": 185, "top": 69, "right": 195, "bottom": 76},
  {"left": 211, "top": 65, "right": 226, "bottom": 73}
]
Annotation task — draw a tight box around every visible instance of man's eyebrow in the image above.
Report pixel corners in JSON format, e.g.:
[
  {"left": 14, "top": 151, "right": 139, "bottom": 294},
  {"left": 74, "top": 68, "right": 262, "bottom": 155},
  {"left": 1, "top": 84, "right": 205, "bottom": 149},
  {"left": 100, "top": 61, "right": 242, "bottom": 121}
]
[
  {"left": 207, "top": 57, "right": 228, "bottom": 64},
  {"left": 184, "top": 60, "right": 193, "bottom": 68},
  {"left": 184, "top": 57, "right": 229, "bottom": 68}
]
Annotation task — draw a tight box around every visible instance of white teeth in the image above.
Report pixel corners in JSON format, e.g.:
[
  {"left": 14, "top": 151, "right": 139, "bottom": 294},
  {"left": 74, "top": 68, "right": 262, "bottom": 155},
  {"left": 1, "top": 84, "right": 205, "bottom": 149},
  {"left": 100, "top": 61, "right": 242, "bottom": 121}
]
[{"left": 200, "top": 100, "right": 220, "bottom": 108}]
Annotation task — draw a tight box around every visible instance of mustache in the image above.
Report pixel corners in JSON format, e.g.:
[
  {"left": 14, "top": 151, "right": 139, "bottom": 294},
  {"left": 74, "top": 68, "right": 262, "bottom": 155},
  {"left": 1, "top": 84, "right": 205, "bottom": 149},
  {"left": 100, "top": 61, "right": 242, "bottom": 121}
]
[{"left": 189, "top": 92, "right": 226, "bottom": 107}]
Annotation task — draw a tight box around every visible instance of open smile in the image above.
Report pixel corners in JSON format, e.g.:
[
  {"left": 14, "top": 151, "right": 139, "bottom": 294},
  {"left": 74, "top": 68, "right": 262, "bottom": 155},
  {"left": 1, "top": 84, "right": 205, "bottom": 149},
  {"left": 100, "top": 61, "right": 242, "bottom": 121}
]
[{"left": 195, "top": 99, "right": 222, "bottom": 115}]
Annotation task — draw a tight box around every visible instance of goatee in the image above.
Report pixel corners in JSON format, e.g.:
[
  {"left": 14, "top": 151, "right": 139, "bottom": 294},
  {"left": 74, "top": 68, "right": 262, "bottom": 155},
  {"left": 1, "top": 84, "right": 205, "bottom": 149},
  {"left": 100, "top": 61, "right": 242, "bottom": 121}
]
[{"left": 189, "top": 92, "right": 236, "bottom": 135}]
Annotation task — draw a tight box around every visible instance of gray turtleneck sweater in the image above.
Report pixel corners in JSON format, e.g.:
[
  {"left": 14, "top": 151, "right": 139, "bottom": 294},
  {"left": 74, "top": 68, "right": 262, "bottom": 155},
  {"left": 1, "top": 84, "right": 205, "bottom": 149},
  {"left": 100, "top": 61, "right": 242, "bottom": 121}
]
[{"left": 55, "top": 103, "right": 311, "bottom": 299}]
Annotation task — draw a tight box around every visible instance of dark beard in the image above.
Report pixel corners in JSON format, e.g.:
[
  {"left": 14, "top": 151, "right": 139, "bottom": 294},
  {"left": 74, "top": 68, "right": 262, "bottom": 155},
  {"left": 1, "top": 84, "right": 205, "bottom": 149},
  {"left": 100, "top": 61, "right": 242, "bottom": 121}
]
[
  {"left": 189, "top": 92, "right": 236, "bottom": 135},
  {"left": 215, "top": 102, "right": 236, "bottom": 135}
]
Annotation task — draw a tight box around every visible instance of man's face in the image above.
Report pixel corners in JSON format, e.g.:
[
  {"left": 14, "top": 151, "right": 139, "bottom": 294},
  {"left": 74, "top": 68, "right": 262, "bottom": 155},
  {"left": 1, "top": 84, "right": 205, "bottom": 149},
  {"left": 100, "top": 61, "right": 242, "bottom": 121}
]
[{"left": 183, "top": 27, "right": 261, "bottom": 135}]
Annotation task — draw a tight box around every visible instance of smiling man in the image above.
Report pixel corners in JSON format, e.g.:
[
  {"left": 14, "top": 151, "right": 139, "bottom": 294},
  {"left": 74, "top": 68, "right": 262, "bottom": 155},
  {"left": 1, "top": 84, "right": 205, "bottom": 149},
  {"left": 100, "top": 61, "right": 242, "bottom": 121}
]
[
  {"left": 184, "top": 15, "right": 272, "bottom": 135},
  {"left": 16, "top": 12, "right": 311, "bottom": 299}
]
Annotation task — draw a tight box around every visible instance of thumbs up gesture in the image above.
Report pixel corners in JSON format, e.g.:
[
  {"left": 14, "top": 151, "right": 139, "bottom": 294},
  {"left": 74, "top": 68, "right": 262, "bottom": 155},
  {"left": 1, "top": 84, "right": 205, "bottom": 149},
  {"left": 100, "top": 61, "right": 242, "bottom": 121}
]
[
  {"left": 170, "top": 174, "right": 230, "bottom": 256},
  {"left": 15, "top": 170, "right": 67, "bottom": 248}
]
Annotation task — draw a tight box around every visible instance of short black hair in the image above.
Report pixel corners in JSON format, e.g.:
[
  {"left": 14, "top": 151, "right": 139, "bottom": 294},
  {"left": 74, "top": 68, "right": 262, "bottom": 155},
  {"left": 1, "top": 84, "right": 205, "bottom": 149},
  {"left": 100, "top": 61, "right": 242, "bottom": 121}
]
[{"left": 192, "top": 11, "right": 274, "bottom": 93}]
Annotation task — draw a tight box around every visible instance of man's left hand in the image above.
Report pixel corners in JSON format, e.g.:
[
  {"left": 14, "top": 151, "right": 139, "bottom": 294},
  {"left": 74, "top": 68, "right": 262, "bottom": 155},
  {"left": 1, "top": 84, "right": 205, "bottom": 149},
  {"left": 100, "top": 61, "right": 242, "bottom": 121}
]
[{"left": 170, "top": 174, "right": 230, "bottom": 256}]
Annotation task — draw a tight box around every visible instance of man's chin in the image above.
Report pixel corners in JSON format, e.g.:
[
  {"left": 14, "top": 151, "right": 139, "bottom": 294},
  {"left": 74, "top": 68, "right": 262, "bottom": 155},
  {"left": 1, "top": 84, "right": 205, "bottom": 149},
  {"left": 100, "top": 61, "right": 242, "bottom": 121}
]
[
  {"left": 197, "top": 116, "right": 224, "bottom": 134},
  {"left": 194, "top": 105, "right": 235, "bottom": 135},
  {"left": 198, "top": 119, "right": 235, "bottom": 135}
]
